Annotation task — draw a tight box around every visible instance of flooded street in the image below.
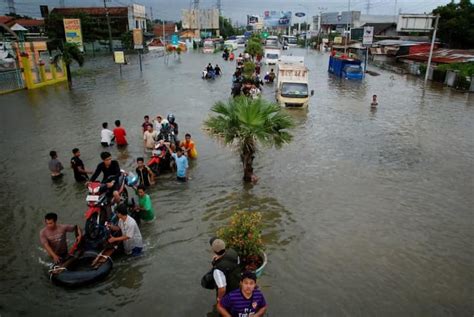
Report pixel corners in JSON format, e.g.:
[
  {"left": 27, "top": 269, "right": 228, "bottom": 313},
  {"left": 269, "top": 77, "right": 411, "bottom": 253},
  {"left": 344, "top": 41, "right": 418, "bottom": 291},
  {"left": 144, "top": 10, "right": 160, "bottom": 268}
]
[{"left": 0, "top": 48, "right": 473, "bottom": 316}]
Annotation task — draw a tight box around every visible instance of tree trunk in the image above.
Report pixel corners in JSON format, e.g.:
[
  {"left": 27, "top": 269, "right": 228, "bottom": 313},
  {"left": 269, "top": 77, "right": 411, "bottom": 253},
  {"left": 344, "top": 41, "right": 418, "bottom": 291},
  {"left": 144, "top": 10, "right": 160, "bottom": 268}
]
[
  {"left": 241, "top": 141, "right": 255, "bottom": 182},
  {"left": 66, "top": 64, "right": 72, "bottom": 88}
]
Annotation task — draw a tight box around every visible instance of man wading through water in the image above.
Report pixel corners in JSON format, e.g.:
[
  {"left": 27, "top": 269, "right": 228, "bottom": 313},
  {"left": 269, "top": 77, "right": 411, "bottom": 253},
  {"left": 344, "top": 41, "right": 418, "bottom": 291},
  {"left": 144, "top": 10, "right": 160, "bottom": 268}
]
[{"left": 210, "top": 238, "right": 242, "bottom": 303}]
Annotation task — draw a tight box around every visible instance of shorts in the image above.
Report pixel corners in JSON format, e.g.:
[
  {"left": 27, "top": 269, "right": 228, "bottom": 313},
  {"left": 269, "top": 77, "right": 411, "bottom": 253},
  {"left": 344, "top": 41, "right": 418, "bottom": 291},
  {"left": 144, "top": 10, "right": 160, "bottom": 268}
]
[
  {"left": 101, "top": 142, "right": 110, "bottom": 147},
  {"left": 51, "top": 173, "right": 63, "bottom": 180},
  {"left": 177, "top": 176, "right": 187, "bottom": 182},
  {"left": 131, "top": 247, "right": 143, "bottom": 257}
]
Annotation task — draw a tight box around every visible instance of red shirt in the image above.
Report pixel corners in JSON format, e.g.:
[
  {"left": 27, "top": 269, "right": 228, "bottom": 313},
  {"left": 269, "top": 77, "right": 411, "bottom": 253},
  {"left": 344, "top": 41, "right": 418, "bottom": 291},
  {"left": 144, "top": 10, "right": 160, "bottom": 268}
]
[{"left": 113, "top": 127, "right": 128, "bottom": 145}]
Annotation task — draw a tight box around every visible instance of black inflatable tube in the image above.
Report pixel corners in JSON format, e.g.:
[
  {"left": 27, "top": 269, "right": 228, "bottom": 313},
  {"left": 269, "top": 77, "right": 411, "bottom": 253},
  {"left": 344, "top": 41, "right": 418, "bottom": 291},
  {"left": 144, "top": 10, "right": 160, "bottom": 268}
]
[{"left": 51, "top": 251, "right": 113, "bottom": 287}]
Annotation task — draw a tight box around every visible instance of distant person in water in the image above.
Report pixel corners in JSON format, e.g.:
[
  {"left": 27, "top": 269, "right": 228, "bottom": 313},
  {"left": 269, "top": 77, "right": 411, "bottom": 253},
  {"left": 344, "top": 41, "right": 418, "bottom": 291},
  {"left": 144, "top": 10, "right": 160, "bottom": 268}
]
[
  {"left": 48, "top": 150, "right": 64, "bottom": 180},
  {"left": 371, "top": 94, "right": 378, "bottom": 107},
  {"left": 113, "top": 120, "right": 128, "bottom": 146},
  {"left": 101, "top": 122, "right": 115, "bottom": 147}
]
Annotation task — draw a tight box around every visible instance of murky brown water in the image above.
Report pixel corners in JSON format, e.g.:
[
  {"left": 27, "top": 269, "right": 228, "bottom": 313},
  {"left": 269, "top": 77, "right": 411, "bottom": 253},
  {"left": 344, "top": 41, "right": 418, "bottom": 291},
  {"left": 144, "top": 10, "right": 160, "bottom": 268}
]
[{"left": 0, "top": 48, "right": 473, "bottom": 316}]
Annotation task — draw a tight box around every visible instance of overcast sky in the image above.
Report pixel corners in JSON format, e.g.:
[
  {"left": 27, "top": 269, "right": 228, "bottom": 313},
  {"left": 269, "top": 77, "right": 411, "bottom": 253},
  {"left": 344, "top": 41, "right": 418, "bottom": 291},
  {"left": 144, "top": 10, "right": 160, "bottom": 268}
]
[{"left": 2, "top": 0, "right": 453, "bottom": 24}]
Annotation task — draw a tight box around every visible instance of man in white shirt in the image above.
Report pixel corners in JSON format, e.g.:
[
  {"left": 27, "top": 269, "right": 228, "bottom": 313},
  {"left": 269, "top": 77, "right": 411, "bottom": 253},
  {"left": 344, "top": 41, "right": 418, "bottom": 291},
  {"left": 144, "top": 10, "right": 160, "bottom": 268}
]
[
  {"left": 101, "top": 122, "right": 115, "bottom": 147},
  {"left": 143, "top": 124, "right": 158, "bottom": 150},
  {"left": 107, "top": 204, "right": 143, "bottom": 256},
  {"left": 153, "top": 115, "right": 163, "bottom": 132},
  {"left": 210, "top": 238, "right": 241, "bottom": 302}
]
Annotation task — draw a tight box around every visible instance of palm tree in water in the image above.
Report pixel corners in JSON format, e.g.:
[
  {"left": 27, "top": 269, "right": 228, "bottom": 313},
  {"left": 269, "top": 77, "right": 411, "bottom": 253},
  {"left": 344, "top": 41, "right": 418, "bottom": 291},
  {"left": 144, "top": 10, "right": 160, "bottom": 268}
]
[
  {"left": 204, "top": 96, "right": 294, "bottom": 182},
  {"left": 52, "top": 42, "right": 84, "bottom": 88}
]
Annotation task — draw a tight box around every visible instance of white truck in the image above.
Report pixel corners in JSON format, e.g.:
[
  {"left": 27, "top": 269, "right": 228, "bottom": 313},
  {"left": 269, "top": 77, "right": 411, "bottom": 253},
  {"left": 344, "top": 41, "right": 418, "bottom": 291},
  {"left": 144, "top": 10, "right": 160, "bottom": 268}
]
[
  {"left": 264, "top": 48, "right": 281, "bottom": 65},
  {"left": 276, "top": 56, "right": 313, "bottom": 108}
]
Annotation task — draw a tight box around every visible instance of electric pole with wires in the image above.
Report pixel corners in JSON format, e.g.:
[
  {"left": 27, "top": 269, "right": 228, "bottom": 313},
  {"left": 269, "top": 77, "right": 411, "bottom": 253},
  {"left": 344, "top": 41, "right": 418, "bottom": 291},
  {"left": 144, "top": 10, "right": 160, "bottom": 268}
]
[{"left": 103, "top": 0, "right": 114, "bottom": 53}]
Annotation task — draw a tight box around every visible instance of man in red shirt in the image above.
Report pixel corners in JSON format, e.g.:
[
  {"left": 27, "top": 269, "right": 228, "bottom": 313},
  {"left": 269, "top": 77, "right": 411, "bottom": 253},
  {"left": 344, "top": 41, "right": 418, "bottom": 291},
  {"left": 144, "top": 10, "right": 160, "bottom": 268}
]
[{"left": 113, "top": 120, "right": 128, "bottom": 146}]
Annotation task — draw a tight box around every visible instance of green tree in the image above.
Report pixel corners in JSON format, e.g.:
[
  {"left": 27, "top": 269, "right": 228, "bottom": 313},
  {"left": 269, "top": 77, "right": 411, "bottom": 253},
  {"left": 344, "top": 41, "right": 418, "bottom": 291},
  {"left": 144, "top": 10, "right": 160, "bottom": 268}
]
[
  {"left": 244, "top": 38, "right": 263, "bottom": 59},
  {"left": 433, "top": 0, "right": 474, "bottom": 49},
  {"left": 52, "top": 42, "right": 84, "bottom": 88},
  {"left": 204, "top": 97, "right": 294, "bottom": 182},
  {"left": 220, "top": 16, "right": 236, "bottom": 39}
]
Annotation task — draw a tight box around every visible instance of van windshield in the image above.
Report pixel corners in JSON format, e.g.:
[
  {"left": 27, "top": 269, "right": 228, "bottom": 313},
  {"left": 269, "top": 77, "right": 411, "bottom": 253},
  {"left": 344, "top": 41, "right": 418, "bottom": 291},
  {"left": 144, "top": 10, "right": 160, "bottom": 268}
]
[
  {"left": 266, "top": 53, "right": 279, "bottom": 59},
  {"left": 281, "top": 83, "right": 308, "bottom": 98}
]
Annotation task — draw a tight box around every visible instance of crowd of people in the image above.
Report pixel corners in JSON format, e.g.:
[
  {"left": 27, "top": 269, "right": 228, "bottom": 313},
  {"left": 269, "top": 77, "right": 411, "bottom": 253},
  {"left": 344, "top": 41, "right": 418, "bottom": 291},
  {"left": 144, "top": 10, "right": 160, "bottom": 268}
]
[
  {"left": 44, "top": 113, "right": 198, "bottom": 262},
  {"left": 230, "top": 53, "right": 276, "bottom": 99},
  {"left": 202, "top": 63, "right": 222, "bottom": 80}
]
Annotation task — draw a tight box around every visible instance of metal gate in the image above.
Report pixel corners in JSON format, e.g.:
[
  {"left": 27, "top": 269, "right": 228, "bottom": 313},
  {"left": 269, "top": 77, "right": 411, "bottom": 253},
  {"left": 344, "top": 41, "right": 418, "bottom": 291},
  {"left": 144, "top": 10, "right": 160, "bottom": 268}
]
[{"left": 0, "top": 69, "right": 25, "bottom": 94}]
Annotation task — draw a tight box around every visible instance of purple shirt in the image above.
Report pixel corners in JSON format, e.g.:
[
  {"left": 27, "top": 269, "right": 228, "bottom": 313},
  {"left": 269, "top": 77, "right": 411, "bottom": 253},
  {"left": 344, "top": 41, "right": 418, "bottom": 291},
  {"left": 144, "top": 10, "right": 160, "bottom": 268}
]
[{"left": 220, "top": 288, "right": 267, "bottom": 317}]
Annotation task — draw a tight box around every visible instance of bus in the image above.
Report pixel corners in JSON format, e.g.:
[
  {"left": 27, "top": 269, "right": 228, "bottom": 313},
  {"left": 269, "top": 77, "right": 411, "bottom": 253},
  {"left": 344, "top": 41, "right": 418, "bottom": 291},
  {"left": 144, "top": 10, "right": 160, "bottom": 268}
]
[{"left": 282, "top": 35, "right": 297, "bottom": 47}]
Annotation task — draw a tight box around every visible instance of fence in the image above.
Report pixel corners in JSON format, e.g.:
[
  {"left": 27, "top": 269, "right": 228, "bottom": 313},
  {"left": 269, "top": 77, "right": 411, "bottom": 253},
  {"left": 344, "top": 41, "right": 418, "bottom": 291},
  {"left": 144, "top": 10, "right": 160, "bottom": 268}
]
[{"left": 0, "top": 69, "right": 25, "bottom": 95}]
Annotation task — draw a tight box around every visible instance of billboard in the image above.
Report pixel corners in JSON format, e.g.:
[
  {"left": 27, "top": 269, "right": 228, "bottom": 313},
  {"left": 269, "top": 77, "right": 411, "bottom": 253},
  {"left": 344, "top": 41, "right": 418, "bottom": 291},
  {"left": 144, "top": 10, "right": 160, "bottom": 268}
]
[
  {"left": 182, "top": 9, "right": 219, "bottom": 30},
  {"left": 247, "top": 15, "right": 259, "bottom": 25},
  {"left": 63, "top": 19, "right": 83, "bottom": 52},
  {"left": 133, "top": 28, "right": 143, "bottom": 49},
  {"left": 363, "top": 26, "right": 374, "bottom": 45},
  {"left": 263, "top": 11, "right": 292, "bottom": 27},
  {"left": 397, "top": 14, "right": 434, "bottom": 32}
]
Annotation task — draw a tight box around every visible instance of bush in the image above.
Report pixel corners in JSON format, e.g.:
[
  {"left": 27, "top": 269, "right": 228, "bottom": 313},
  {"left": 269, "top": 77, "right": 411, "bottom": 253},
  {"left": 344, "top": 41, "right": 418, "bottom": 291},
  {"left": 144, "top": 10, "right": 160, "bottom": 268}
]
[{"left": 216, "top": 211, "right": 265, "bottom": 260}]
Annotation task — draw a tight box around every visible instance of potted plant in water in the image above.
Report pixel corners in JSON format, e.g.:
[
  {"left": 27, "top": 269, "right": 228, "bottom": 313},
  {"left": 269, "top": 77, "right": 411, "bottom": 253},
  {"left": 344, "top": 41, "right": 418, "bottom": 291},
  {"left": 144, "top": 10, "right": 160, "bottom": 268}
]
[{"left": 216, "top": 211, "right": 267, "bottom": 276}]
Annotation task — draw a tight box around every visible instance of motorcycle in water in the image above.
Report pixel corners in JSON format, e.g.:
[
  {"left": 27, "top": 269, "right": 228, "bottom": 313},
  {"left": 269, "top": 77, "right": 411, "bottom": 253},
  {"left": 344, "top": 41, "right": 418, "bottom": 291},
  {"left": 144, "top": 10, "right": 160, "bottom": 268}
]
[
  {"left": 147, "top": 142, "right": 173, "bottom": 176},
  {"left": 84, "top": 171, "right": 138, "bottom": 250}
]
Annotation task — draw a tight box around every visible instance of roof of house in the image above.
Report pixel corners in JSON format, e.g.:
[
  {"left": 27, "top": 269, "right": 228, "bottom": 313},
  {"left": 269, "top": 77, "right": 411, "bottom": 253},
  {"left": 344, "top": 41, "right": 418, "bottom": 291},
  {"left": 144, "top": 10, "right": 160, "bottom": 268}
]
[
  {"left": 51, "top": 7, "right": 128, "bottom": 16},
  {"left": 361, "top": 22, "right": 396, "bottom": 35},
  {"left": 398, "top": 49, "right": 474, "bottom": 64},
  {"left": 0, "top": 16, "right": 14, "bottom": 25},
  {"left": 11, "top": 18, "right": 44, "bottom": 28},
  {"left": 10, "top": 23, "right": 28, "bottom": 31},
  {"left": 373, "top": 39, "right": 430, "bottom": 46}
]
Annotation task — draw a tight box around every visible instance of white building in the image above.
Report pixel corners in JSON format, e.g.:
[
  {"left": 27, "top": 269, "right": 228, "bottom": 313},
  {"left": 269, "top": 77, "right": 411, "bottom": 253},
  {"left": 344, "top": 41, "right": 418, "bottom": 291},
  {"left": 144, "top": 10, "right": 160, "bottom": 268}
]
[{"left": 128, "top": 4, "right": 147, "bottom": 31}]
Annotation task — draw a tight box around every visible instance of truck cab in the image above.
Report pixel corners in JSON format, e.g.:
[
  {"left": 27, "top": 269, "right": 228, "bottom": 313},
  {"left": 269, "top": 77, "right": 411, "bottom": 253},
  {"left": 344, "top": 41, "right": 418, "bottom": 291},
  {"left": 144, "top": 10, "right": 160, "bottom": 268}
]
[
  {"left": 264, "top": 48, "right": 281, "bottom": 65},
  {"left": 276, "top": 56, "right": 313, "bottom": 108}
]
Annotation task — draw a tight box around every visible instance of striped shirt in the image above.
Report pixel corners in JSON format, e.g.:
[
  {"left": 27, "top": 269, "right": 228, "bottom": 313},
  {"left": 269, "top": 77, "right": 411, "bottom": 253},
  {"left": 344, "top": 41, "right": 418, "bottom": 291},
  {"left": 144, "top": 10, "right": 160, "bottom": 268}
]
[{"left": 220, "top": 288, "right": 267, "bottom": 317}]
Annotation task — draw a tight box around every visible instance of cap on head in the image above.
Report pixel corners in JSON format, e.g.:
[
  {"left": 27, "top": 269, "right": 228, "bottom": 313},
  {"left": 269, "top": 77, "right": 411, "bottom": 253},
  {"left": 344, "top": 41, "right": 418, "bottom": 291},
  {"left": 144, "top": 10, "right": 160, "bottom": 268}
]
[{"left": 211, "top": 239, "right": 226, "bottom": 254}]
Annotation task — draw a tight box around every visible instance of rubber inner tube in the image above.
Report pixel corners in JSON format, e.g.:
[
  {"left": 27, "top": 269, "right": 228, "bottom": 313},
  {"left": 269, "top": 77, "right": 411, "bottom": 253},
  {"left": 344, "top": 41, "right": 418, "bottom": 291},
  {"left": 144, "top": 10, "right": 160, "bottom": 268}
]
[{"left": 51, "top": 251, "right": 113, "bottom": 287}]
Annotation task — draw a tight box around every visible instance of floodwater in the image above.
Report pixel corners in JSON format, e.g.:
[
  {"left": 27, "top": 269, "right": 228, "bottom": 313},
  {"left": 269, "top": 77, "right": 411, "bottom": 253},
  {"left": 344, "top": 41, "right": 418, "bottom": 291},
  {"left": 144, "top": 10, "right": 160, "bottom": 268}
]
[{"left": 0, "top": 48, "right": 473, "bottom": 316}]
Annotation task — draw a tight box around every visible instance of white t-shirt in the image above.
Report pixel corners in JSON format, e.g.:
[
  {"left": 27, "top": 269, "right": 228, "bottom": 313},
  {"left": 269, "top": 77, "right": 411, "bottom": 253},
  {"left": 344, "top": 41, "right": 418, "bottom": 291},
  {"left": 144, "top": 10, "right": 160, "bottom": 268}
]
[
  {"left": 154, "top": 120, "right": 162, "bottom": 132},
  {"left": 143, "top": 130, "right": 158, "bottom": 149},
  {"left": 101, "top": 128, "right": 114, "bottom": 145},
  {"left": 118, "top": 216, "right": 143, "bottom": 254},
  {"left": 213, "top": 269, "right": 226, "bottom": 289}
]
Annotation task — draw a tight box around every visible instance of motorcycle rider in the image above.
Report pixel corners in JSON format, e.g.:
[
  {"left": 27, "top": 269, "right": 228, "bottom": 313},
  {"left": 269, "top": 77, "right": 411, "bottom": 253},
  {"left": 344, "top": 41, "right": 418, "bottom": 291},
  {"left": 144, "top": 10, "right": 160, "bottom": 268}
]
[
  {"left": 89, "top": 152, "right": 122, "bottom": 205},
  {"left": 167, "top": 114, "right": 179, "bottom": 140}
]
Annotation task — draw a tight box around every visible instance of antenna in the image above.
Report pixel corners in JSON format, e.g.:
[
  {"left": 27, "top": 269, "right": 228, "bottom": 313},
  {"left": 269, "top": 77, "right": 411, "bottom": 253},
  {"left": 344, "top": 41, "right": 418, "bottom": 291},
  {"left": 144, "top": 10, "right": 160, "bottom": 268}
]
[{"left": 7, "top": 0, "right": 16, "bottom": 14}]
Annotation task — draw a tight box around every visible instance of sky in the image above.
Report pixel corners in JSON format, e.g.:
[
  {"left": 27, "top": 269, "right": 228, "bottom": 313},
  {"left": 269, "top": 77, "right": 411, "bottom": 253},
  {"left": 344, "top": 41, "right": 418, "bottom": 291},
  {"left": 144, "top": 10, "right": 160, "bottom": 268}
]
[{"left": 2, "top": 0, "right": 453, "bottom": 24}]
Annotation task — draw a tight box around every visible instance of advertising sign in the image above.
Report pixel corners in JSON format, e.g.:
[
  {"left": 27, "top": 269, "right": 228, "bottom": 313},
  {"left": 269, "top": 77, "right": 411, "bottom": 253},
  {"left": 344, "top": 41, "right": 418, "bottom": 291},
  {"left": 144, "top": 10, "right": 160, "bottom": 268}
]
[
  {"left": 133, "top": 31, "right": 143, "bottom": 49},
  {"left": 114, "top": 51, "right": 125, "bottom": 64},
  {"left": 63, "top": 19, "right": 83, "bottom": 52},
  {"left": 334, "top": 36, "right": 342, "bottom": 44},
  {"left": 263, "top": 11, "right": 292, "bottom": 27},
  {"left": 133, "top": 28, "right": 144, "bottom": 49},
  {"left": 362, "top": 26, "right": 374, "bottom": 45},
  {"left": 247, "top": 15, "right": 259, "bottom": 25}
]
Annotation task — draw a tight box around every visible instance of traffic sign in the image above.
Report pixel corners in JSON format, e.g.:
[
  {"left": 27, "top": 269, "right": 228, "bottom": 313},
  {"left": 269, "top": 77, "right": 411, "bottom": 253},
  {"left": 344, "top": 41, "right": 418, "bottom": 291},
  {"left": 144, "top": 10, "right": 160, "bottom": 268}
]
[{"left": 363, "top": 26, "right": 374, "bottom": 45}]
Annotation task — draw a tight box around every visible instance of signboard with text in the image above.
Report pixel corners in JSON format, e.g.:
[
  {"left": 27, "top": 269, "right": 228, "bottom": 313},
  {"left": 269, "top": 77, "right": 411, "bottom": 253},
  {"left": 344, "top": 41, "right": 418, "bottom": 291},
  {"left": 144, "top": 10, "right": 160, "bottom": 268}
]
[
  {"left": 363, "top": 26, "right": 374, "bottom": 45},
  {"left": 263, "top": 11, "right": 292, "bottom": 27},
  {"left": 114, "top": 51, "right": 125, "bottom": 64},
  {"left": 63, "top": 19, "right": 83, "bottom": 52},
  {"left": 133, "top": 28, "right": 144, "bottom": 49}
]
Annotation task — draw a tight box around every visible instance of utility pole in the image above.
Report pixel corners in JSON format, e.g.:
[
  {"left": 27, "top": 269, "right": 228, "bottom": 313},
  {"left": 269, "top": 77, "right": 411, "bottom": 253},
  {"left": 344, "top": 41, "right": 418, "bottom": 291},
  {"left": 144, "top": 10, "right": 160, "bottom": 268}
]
[
  {"left": 424, "top": 15, "right": 439, "bottom": 84},
  {"left": 103, "top": 0, "right": 114, "bottom": 53},
  {"left": 150, "top": 7, "right": 154, "bottom": 22},
  {"left": 366, "top": 0, "right": 370, "bottom": 15},
  {"left": 7, "top": 0, "right": 16, "bottom": 14},
  {"left": 216, "top": 0, "right": 221, "bottom": 37},
  {"left": 344, "top": 0, "right": 351, "bottom": 54}
]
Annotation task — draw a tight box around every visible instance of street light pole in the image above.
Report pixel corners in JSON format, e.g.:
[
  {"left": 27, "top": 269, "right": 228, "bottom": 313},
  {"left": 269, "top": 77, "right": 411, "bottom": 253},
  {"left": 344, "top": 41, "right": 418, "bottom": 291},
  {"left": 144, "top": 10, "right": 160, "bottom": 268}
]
[
  {"left": 344, "top": 0, "right": 351, "bottom": 54},
  {"left": 424, "top": 15, "right": 439, "bottom": 84},
  {"left": 104, "top": 0, "right": 113, "bottom": 53}
]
